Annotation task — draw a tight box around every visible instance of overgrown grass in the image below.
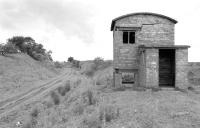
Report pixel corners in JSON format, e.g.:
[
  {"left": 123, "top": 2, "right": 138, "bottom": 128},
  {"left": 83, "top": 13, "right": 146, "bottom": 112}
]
[
  {"left": 57, "top": 82, "right": 71, "bottom": 96},
  {"left": 30, "top": 108, "right": 39, "bottom": 118},
  {"left": 83, "top": 113, "right": 102, "bottom": 128},
  {"left": 83, "top": 89, "right": 97, "bottom": 105},
  {"left": 174, "top": 87, "right": 187, "bottom": 93},
  {"left": 99, "top": 105, "right": 120, "bottom": 122},
  {"left": 82, "top": 105, "right": 120, "bottom": 128},
  {"left": 50, "top": 91, "right": 60, "bottom": 105},
  {"left": 22, "top": 122, "right": 32, "bottom": 128},
  {"left": 73, "top": 103, "right": 85, "bottom": 116}
]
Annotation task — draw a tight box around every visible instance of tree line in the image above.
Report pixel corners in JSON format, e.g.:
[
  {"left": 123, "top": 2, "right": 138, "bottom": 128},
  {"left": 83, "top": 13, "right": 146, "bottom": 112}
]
[{"left": 0, "top": 36, "right": 52, "bottom": 61}]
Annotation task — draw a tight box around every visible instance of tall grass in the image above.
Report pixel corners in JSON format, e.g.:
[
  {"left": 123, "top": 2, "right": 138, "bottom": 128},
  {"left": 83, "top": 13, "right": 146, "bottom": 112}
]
[
  {"left": 57, "top": 82, "right": 71, "bottom": 96},
  {"left": 50, "top": 91, "right": 60, "bottom": 105}
]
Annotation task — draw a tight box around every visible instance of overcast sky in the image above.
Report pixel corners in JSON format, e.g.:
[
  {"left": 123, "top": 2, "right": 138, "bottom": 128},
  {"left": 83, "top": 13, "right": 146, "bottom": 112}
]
[{"left": 0, "top": 0, "right": 200, "bottom": 61}]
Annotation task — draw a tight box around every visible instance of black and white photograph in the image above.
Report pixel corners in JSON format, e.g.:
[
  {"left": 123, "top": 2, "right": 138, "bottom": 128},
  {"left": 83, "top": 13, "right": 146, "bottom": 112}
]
[{"left": 0, "top": 0, "right": 200, "bottom": 128}]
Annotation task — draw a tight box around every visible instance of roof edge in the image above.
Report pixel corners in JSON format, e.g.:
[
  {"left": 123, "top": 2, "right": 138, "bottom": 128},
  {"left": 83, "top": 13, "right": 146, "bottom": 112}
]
[{"left": 111, "top": 12, "right": 178, "bottom": 31}]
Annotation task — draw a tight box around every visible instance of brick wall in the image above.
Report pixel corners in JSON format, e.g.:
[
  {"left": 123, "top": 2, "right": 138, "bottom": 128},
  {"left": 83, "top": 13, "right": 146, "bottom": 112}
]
[
  {"left": 113, "top": 14, "right": 175, "bottom": 70},
  {"left": 144, "top": 49, "right": 159, "bottom": 87},
  {"left": 176, "top": 49, "right": 189, "bottom": 89}
]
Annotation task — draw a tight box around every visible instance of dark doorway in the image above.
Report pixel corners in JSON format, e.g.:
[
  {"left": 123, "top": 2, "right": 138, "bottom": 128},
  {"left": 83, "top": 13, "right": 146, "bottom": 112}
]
[{"left": 159, "top": 49, "right": 175, "bottom": 87}]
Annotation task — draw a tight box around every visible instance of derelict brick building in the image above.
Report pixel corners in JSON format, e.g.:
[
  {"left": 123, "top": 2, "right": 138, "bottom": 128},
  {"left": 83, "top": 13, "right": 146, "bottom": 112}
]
[{"left": 111, "top": 12, "right": 190, "bottom": 89}]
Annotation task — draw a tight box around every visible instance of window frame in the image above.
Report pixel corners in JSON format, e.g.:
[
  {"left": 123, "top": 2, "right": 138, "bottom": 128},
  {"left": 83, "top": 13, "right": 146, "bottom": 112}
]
[{"left": 122, "top": 31, "right": 136, "bottom": 44}]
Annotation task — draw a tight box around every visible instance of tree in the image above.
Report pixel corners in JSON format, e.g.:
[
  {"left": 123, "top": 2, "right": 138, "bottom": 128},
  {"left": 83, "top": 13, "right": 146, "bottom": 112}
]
[
  {"left": 68, "top": 57, "right": 74, "bottom": 62},
  {"left": 93, "top": 57, "right": 104, "bottom": 70},
  {"left": 6, "top": 36, "right": 52, "bottom": 61}
]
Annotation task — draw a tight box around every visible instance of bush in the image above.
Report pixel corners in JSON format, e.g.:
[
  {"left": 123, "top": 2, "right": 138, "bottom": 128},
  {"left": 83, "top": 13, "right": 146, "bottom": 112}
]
[
  {"left": 31, "top": 52, "right": 45, "bottom": 61},
  {"left": 22, "top": 122, "right": 32, "bottom": 128},
  {"left": 188, "top": 86, "right": 195, "bottom": 91},
  {"left": 174, "top": 87, "right": 187, "bottom": 93},
  {"left": 73, "top": 103, "right": 85, "bottom": 115},
  {"left": 0, "top": 43, "right": 18, "bottom": 54},
  {"left": 72, "top": 60, "right": 80, "bottom": 68},
  {"left": 54, "top": 61, "right": 63, "bottom": 68},
  {"left": 99, "top": 105, "right": 119, "bottom": 122},
  {"left": 93, "top": 57, "right": 104, "bottom": 70},
  {"left": 68, "top": 56, "right": 74, "bottom": 62},
  {"left": 83, "top": 89, "right": 97, "bottom": 105},
  {"left": 6, "top": 36, "right": 53, "bottom": 61},
  {"left": 50, "top": 91, "right": 60, "bottom": 105},
  {"left": 43, "top": 100, "right": 53, "bottom": 108},
  {"left": 57, "top": 82, "right": 70, "bottom": 96},
  {"left": 83, "top": 113, "right": 102, "bottom": 128},
  {"left": 84, "top": 63, "right": 96, "bottom": 77},
  {"left": 30, "top": 108, "right": 39, "bottom": 118}
]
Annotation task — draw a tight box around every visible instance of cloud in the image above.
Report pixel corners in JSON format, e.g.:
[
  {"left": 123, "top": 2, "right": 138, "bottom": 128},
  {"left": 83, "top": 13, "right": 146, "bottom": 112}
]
[{"left": 0, "top": 0, "right": 95, "bottom": 43}]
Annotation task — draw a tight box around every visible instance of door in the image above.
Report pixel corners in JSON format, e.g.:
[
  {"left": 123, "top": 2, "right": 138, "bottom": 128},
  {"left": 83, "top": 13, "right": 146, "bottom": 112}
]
[{"left": 159, "top": 49, "right": 175, "bottom": 87}]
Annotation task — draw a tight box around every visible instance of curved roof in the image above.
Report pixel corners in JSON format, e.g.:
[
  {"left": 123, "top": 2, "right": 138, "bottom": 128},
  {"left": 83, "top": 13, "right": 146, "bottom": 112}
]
[{"left": 111, "top": 12, "right": 178, "bottom": 31}]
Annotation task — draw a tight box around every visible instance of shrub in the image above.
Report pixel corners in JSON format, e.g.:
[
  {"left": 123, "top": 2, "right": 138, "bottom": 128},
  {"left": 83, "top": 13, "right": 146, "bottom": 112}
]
[
  {"left": 0, "top": 43, "right": 18, "bottom": 54},
  {"left": 188, "top": 86, "right": 195, "bottom": 91},
  {"left": 68, "top": 56, "right": 74, "bottom": 62},
  {"left": 57, "top": 83, "right": 70, "bottom": 96},
  {"left": 99, "top": 105, "right": 119, "bottom": 122},
  {"left": 93, "top": 57, "right": 104, "bottom": 70},
  {"left": 57, "top": 86, "right": 65, "bottom": 96},
  {"left": 43, "top": 100, "right": 53, "bottom": 108},
  {"left": 30, "top": 108, "right": 39, "bottom": 118},
  {"left": 22, "top": 122, "right": 32, "bottom": 128},
  {"left": 174, "top": 87, "right": 187, "bottom": 93},
  {"left": 64, "top": 82, "right": 71, "bottom": 92},
  {"left": 84, "top": 64, "right": 96, "bottom": 77},
  {"left": 73, "top": 103, "right": 84, "bottom": 115},
  {"left": 72, "top": 60, "right": 80, "bottom": 68},
  {"left": 54, "top": 61, "right": 63, "bottom": 68},
  {"left": 96, "top": 80, "right": 102, "bottom": 85},
  {"left": 83, "top": 89, "right": 97, "bottom": 105},
  {"left": 83, "top": 113, "right": 102, "bottom": 128},
  {"left": 50, "top": 91, "right": 60, "bottom": 105},
  {"left": 151, "top": 87, "right": 161, "bottom": 92}
]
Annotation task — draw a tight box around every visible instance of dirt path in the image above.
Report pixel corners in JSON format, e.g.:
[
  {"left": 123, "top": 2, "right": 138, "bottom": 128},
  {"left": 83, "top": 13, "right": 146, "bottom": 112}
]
[{"left": 0, "top": 68, "right": 76, "bottom": 118}]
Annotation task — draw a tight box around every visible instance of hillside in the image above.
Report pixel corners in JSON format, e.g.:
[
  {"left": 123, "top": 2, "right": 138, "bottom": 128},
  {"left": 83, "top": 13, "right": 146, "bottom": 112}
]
[
  {"left": 1, "top": 58, "right": 200, "bottom": 128},
  {"left": 0, "top": 53, "right": 58, "bottom": 101}
]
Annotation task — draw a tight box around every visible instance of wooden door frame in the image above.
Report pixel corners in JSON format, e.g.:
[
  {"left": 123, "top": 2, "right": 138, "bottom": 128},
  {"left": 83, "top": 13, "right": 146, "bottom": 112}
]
[{"left": 158, "top": 49, "right": 176, "bottom": 87}]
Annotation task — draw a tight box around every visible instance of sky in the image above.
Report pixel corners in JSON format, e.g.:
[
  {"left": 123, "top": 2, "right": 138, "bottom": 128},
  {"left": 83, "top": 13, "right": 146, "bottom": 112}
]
[{"left": 0, "top": 0, "right": 200, "bottom": 62}]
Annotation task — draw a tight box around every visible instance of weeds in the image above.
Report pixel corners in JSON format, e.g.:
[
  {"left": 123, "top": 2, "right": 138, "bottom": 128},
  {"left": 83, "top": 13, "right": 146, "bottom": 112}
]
[
  {"left": 83, "top": 113, "right": 102, "bottom": 128},
  {"left": 73, "top": 103, "right": 84, "bottom": 115},
  {"left": 83, "top": 89, "right": 97, "bottom": 105},
  {"left": 99, "top": 105, "right": 119, "bottom": 122},
  {"left": 188, "top": 86, "right": 195, "bottom": 91},
  {"left": 22, "top": 122, "right": 32, "bottom": 128},
  {"left": 132, "top": 86, "right": 146, "bottom": 92},
  {"left": 23, "top": 108, "right": 39, "bottom": 128},
  {"left": 174, "top": 87, "right": 187, "bottom": 93},
  {"left": 151, "top": 87, "right": 161, "bottom": 92},
  {"left": 96, "top": 80, "right": 102, "bottom": 85},
  {"left": 113, "top": 86, "right": 126, "bottom": 91},
  {"left": 57, "top": 82, "right": 71, "bottom": 96},
  {"left": 50, "top": 91, "right": 60, "bottom": 105},
  {"left": 82, "top": 105, "right": 119, "bottom": 128},
  {"left": 30, "top": 108, "right": 39, "bottom": 118},
  {"left": 43, "top": 100, "right": 54, "bottom": 108}
]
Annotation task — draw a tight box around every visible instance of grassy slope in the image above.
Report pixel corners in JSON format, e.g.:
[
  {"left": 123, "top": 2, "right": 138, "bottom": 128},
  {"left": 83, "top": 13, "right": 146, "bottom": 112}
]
[
  {"left": 0, "top": 53, "right": 58, "bottom": 100},
  {"left": 1, "top": 60, "right": 200, "bottom": 128}
]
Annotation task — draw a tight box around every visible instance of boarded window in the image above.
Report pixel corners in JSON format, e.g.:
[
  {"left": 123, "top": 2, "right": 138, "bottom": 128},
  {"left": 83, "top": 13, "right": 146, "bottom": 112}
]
[
  {"left": 123, "top": 31, "right": 135, "bottom": 44},
  {"left": 122, "top": 72, "right": 135, "bottom": 84}
]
